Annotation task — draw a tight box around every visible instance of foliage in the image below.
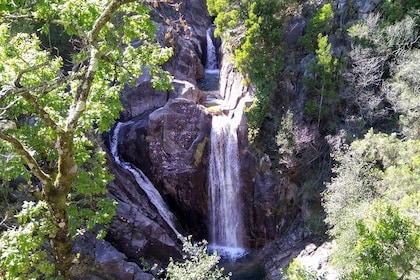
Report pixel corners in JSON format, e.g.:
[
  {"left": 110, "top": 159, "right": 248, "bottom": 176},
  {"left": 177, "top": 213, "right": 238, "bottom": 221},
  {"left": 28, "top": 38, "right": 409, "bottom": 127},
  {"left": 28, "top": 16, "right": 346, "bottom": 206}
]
[
  {"left": 206, "top": 0, "right": 247, "bottom": 38},
  {"left": 349, "top": 203, "right": 420, "bottom": 280},
  {"left": 0, "top": 201, "right": 56, "bottom": 279},
  {"left": 276, "top": 110, "right": 295, "bottom": 161},
  {"left": 323, "top": 130, "right": 420, "bottom": 278},
  {"left": 0, "top": 0, "right": 173, "bottom": 278},
  {"left": 345, "top": 12, "right": 419, "bottom": 127},
  {"left": 304, "top": 34, "right": 339, "bottom": 129},
  {"left": 298, "top": 3, "right": 335, "bottom": 52},
  {"left": 380, "top": 0, "right": 420, "bottom": 24},
  {"left": 383, "top": 49, "right": 420, "bottom": 139},
  {"left": 283, "top": 258, "right": 319, "bottom": 280},
  {"left": 165, "top": 236, "right": 230, "bottom": 280}
]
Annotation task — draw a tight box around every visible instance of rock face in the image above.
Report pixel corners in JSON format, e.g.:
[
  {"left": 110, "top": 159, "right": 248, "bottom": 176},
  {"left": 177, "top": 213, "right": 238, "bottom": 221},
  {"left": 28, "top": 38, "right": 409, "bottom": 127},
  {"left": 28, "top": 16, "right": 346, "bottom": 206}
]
[
  {"left": 73, "top": 233, "right": 154, "bottom": 280},
  {"left": 104, "top": 0, "right": 214, "bottom": 270},
  {"left": 107, "top": 152, "right": 182, "bottom": 263},
  {"left": 148, "top": 98, "right": 212, "bottom": 237}
]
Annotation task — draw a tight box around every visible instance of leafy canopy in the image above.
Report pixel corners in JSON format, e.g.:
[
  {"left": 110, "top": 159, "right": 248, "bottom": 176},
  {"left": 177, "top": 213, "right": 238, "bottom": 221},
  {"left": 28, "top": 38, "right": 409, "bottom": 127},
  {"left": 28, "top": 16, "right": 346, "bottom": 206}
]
[{"left": 0, "top": 0, "right": 173, "bottom": 278}]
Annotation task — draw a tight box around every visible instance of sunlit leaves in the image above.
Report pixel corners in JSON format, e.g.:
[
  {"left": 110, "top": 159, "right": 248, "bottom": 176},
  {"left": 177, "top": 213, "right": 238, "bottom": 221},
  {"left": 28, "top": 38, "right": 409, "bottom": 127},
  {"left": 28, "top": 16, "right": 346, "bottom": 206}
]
[
  {"left": 0, "top": 0, "right": 174, "bottom": 277},
  {"left": 351, "top": 203, "right": 420, "bottom": 280},
  {"left": 165, "top": 236, "right": 230, "bottom": 280},
  {"left": 0, "top": 201, "right": 56, "bottom": 279},
  {"left": 323, "top": 130, "right": 420, "bottom": 278}
]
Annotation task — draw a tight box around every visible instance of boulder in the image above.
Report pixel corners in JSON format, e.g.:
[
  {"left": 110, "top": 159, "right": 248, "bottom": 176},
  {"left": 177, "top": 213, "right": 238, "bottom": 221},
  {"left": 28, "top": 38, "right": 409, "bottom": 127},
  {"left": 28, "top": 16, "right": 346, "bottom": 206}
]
[
  {"left": 120, "top": 70, "right": 168, "bottom": 120},
  {"left": 72, "top": 234, "right": 154, "bottom": 280},
  {"left": 148, "top": 98, "right": 212, "bottom": 237}
]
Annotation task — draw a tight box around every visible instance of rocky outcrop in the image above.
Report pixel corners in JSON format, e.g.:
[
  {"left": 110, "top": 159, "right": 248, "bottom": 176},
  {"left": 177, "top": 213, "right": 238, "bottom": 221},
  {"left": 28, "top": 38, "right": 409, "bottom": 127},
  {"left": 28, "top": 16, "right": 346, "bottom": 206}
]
[
  {"left": 148, "top": 98, "right": 212, "bottom": 237},
  {"left": 294, "top": 241, "right": 338, "bottom": 279},
  {"left": 170, "top": 0, "right": 212, "bottom": 81},
  {"left": 104, "top": 0, "right": 212, "bottom": 268},
  {"left": 72, "top": 233, "right": 154, "bottom": 280},
  {"left": 106, "top": 152, "right": 182, "bottom": 264},
  {"left": 257, "top": 227, "right": 317, "bottom": 280}
]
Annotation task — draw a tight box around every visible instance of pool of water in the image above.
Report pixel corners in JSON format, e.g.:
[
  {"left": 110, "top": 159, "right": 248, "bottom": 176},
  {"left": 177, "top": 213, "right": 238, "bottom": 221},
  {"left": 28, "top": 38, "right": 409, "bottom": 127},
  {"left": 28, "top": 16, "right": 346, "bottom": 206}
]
[
  {"left": 198, "top": 69, "right": 220, "bottom": 91},
  {"left": 219, "top": 251, "right": 266, "bottom": 280}
]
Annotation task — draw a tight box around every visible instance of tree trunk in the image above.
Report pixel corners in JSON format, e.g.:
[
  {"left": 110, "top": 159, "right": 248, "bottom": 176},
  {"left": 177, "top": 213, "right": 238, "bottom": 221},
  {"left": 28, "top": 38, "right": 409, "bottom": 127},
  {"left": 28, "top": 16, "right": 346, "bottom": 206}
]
[
  {"left": 44, "top": 133, "right": 77, "bottom": 279},
  {"left": 49, "top": 197, "right": 72, "bottom": 279}
]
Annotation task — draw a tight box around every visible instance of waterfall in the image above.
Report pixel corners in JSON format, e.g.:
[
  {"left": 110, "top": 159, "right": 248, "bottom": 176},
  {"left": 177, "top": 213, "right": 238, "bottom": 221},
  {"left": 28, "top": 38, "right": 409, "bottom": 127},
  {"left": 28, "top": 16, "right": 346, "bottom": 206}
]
[
  {"left": 110, "top": 121, "right": 181, "bottom": 238},
  {"left": 206, "top": 27, "right": 247, "bottom": 260},
  {"left": 199, "top": 27, "right": 220, "bottom": 91},
  {"left": 209, "top": 115, "right": 247, "bottom": 259},
  {"left": 205, "top": 27, "right": 218, "bottom": 71}
]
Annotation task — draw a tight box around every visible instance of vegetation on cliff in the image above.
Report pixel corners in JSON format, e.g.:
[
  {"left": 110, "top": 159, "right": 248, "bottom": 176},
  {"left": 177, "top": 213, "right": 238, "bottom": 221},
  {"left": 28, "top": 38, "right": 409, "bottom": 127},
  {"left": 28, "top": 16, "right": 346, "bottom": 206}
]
[
  {"left": 207, "top": 0, "right": 297, "bottom": 133},
  {"left": 210, "top": 0, "right": 419, "bottom": 278}
]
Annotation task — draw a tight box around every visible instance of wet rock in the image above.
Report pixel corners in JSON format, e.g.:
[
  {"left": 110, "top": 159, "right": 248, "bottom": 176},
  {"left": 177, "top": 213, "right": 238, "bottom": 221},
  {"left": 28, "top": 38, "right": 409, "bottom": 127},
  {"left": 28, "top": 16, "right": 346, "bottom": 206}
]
[
  {"left": 106, "top": 155, "right": 182, "bottom": 264},
  {"left": 148, "top": 98, "right": 212, "bottom": 237}
]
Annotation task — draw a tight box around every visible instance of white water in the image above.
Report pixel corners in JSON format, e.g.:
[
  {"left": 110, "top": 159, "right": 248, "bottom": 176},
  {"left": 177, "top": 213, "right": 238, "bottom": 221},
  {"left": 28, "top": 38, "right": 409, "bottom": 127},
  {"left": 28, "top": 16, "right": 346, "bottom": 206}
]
[
  {"left": 110, "top": 121, "right": 181, "bottom": 238},
  {"left": 205, "top": 27, "right": 219, "bottom": 72},
  {"left": 206, "top": 26, "right": 247, "bottom": 260},
  {"left": 209, "top": 115, "right": 247, "bottom": 259}
]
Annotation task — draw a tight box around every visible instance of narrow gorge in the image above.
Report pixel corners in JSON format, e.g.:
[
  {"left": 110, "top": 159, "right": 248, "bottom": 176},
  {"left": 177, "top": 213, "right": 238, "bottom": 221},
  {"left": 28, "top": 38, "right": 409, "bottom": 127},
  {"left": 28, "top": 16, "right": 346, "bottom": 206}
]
[{"left": 100, "top": 0, "right": 407, "bottom": 278}]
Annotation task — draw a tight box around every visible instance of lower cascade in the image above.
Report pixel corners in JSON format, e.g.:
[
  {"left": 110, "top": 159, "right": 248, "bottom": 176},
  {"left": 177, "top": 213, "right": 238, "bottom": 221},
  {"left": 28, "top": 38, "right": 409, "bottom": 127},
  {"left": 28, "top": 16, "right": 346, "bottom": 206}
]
[
  {"left": 110, "top": 121, "right": 181, "bottom": 238},
  {"left": 208, "top": 115, "right": 247, "bottom": 260}
]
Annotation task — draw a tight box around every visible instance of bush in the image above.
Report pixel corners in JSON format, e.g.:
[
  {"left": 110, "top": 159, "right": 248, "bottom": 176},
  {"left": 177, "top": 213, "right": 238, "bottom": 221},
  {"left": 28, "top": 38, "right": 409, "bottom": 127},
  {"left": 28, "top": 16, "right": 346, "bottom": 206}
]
[
  {"left": 350, "top": 203, "right": 420, "bottom": 280},
  {"left": 323, "top": 130, "right": 420, "bottom": 278},
  {"left": 164, "top": 236, "right": 230, "bottom": 280}
]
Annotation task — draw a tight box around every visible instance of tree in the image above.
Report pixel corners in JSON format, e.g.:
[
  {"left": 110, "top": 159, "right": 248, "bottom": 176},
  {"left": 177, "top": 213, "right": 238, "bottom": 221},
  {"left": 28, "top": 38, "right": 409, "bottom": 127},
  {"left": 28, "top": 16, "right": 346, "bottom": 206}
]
[
  {"left": 165, "top": 236, "right": 230, "bottom": 280},
  {"left": 351, "top": 203, "right": 420, "bottom": 280},
  {"left": 298, "top": 3, "right": 335, "bottom": 52},
  {"left": 304, "top": 34, "right": 339, "bottom": 129},
  {"left": 207, "top": 0, "right": 297, "bottom": 135},
  {"left": 323, "top": 130, "right": 420, "bottom": 278},
  {"left": 0, "top": 0, "right": 172, "bottom": 278}
]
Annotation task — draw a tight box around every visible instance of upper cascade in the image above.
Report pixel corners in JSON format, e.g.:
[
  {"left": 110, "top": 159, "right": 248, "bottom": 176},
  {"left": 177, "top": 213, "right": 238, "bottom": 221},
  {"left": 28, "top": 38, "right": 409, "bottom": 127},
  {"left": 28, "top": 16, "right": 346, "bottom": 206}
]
[{"left": 205, "top": 27, "right": 219, "bottom": 72}]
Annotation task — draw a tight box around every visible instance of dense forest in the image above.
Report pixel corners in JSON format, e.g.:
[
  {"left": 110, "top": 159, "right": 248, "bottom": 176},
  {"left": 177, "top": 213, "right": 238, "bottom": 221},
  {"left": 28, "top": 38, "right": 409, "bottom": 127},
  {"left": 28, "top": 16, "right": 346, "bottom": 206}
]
[{"left": 1, "top": 0, "right": 419, "bottom": 279}]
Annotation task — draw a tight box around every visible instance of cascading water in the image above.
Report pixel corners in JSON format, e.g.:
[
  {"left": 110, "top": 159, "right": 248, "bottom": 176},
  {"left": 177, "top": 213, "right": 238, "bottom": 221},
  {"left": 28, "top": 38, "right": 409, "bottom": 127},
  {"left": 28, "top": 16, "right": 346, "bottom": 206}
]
[
  {"left": 206, "top": 26, "right": 247, "bottom": 260},
  {"left": 205, "top": 27, "right": 219, "bottom": 71},
  {"left": 198, "top": 27, "right": 220, "bottom": 91},
  {"left": 110, "top": 121, "right": 181, "bottom": 238},
  {"left": 209, "top": 115, "right": 247, "bottom": 259}
]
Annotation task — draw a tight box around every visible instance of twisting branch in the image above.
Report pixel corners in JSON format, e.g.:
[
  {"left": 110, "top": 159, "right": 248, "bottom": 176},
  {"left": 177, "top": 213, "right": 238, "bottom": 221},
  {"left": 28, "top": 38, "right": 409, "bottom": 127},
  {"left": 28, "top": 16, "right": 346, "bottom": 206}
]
[
  {"left": 0, "top": 74, "right": 72, "bottom": 101},
  {"left": 0, "top": 96, "right": 22, "bottom": 117},
  {"left": 21, "top": 92, "right": 63, "bottom": 133},
  {"left": 0, "top": 131, "right": 51, "bottom": 188},
  {"left": 13, "top": 62, "right": 50, "bottom": 88},
  {"left": 89, "top": 0, "right": 134, "bottom": 43},
  {"left": 1, "top": 13, "right": 83, "bottom": 37}
]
